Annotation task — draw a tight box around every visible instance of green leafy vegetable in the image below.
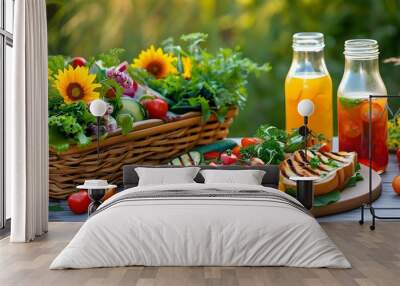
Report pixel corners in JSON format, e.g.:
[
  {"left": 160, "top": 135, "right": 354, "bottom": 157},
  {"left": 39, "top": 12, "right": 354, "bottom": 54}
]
[
  {"left": 285, "top": 189, "right": 341, "bottom": 207},
  {"left": 256, "top": 125, "right": 287, "bottom": 143},
  {"left": 313, "top": 191, "right": 341, "bottom": 207},
  {"left": 128, "top": 33, "right": 270, "bottom": 118},
  {"left": 343, "top": 172, "right": 364, "bottom": 189},
  {"left": 117, "top": 113, "right": 134, "bottom": 135},
  {"left": 49, "top": 126, "right": 71, "bottom": 153},
  {"left": 97, "top": 48, "right": 126, "bottom": 68},
  {"left": 188, "top": 96, "right": 211, "bottom": 122},
  {"left": 327, "top": 159, "right": 339, "bottom": 168},
  {"left": 285, "top": 132, "right": 305, "bottom": 153},
  {"left": 48, "top": 55, "right": 66, "bottom": 79},
  {"left": 339, "top": 97, "right": 364, "bottom": 109},
  {"left": 309, "top": 157, "right": 320, "bottom": 169},
  {"left": 256, "top": 140, "right": 285, "bottom": 164}
]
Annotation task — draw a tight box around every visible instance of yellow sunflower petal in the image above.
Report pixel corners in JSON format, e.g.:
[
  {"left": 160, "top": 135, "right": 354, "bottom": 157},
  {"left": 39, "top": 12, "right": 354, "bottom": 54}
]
[
  {"left": 54, "top": 65, "right": 100, "bottom": 104},
  {"left": 131, "top": 45, "right": 177, "bottom": 79}
]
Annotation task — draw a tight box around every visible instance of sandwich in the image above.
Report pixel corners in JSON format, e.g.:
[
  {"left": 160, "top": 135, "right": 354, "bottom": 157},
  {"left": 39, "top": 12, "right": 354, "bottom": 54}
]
[{"left": 279, "top": 150, "right": 358, "bottom": 196}]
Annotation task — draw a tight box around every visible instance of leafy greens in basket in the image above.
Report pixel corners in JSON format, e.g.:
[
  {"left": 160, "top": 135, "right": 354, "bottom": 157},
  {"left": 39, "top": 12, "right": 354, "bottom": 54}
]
[
  {"left": 128, "top": 33, "right": 271, "bottom": 121},
  {"left": 48, "top": 33, "right": 269, "bottom": 152}
]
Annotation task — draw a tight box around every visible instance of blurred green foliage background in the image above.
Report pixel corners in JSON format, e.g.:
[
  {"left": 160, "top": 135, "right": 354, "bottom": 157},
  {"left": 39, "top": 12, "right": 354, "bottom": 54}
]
[{"left": 46, "top": 0, "right": 400, "bottom": 136}]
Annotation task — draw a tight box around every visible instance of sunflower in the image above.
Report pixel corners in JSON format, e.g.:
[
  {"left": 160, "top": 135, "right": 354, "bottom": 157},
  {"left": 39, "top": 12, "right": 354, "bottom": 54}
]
[
  {"left": 54, "top": 66, "right": 101, "bottom": 104},
  {"left": 182, "top": 57, "right": 192, "bottom": 79},
  {"left": 132, "top": 45, "right": 176, "bottom": 79}
]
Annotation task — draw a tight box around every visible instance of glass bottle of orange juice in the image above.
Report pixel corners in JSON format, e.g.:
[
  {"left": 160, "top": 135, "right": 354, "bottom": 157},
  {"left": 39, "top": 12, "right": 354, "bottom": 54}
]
[{"left": 285, "top": 32, "right": 333, "bottom": 145}]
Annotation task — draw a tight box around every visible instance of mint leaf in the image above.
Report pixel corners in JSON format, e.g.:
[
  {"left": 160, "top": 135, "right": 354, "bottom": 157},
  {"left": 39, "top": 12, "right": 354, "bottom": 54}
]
[{"left": 339, "top": 97, "right": 364, "bottom": 109}]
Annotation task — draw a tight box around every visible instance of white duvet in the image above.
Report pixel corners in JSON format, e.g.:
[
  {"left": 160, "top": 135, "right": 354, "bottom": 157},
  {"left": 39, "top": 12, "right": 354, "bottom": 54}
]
[{"left": 50, "top": 183, "right": 350, "bottom": 269}]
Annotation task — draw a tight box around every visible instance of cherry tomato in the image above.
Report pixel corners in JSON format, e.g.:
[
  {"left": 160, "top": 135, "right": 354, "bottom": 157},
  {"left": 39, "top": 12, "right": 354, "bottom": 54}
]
[
  {"left": 341, "top": 121, "right": 362, "bottom": 138},
  {"left": 204, "top": 151, "right": 220, "bottom": 160},
  {"left": 232, "top": 145, "right": 241, "bottom": 157},
  {"left": 241, "top": 137, "right": 261, "bottom": 148},
  {"left": 67, "top": 190, "right": 91, "bottom": 214},
  {"left": 220, "top": 153, "right": 238, "bottom": 165},
  {"left": 360, "top": 102, "right": 385, "bottom": 123},
  {"left": 142, "top": 98, "right": 169, "bottom": 119},
  {"left": 70, "top": 57, "right": 87, "bottom": 68},
  {"left": 392, "top": 176, "right": 400, "bottom": 195},
  {"left": 318, "top": 144, "right": 331, "bottom": 153}
]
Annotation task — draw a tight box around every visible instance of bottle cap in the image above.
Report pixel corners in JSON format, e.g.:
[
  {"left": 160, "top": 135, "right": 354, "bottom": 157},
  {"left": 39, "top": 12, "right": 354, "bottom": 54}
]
[
  {"left": 293, "top": 32, "right": 325, "bottom": 51},
  {"left": 344, "top": 39, "right": 379, "bottom": 60}
]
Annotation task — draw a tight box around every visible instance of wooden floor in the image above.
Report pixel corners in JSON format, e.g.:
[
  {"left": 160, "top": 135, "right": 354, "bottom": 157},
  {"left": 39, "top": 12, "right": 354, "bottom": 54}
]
[{"left": 0, "top": 222, "right": 399, "bottom": 286}]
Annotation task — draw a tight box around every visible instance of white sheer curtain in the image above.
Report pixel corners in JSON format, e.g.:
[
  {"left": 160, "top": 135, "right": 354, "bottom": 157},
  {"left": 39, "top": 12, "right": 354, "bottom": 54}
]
[{"left": 7, "top": 0, "right": 48, "bottom": 242}]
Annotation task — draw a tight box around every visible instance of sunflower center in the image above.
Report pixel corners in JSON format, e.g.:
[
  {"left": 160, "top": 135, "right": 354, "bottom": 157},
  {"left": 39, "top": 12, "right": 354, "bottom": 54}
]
[
  {"left": 66, "top": 83, "right": 85, "bottom": 100},
  {"left": 146, "top": 61, "right": 164, "bottom": 78}
]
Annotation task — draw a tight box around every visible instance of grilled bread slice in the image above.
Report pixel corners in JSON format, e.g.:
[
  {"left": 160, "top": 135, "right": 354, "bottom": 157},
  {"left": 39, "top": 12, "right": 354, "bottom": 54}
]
[{"left": 279, "top": 150, "right": 357, "bottom": 196}]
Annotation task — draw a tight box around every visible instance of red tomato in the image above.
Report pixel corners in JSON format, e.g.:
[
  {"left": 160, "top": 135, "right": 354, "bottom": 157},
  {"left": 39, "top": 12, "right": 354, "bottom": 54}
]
[
  {"left": 67, "top": 190, "right": 91, "bottom": 214},
  {"left": 204, "top": 151, "right": 220, "bottom": 160},
  {"left": 70, "top": 57, "right": 87, "bottom": 68},
  {"left": 142, "top": 98, "right": 169, "bottom": 119},
  {"left": 342, "top": 121, "right": 362, "bottom": 138},
  {"left": 105, "top": 87, "right": 116, "bottom": 99},
  {"left": 241, "top": 137, "right": 261, "bottom": 148},
  {"left": 360, "top": 102, "right": 385, "bottom": 123},
  {"left": 220, "top": 153, "right": 238, "bottom": 165},
  {"left": 232, "top": 145, "right": 241, "bottom": 157},
  {"left": 396, "top": 149, "right": 400, "bottom": 163},
  {"left": 318, "top": 144, "right": 331, "bottom": 153},
  {"left": 392, "top": 176, "right": 400, "bottom": 195}
]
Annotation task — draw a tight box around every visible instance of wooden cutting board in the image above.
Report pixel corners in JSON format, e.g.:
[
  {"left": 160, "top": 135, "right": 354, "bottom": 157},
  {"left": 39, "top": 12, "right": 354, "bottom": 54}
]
[{"left": 311, "top": 164, "right": 382, "bottom": 217}]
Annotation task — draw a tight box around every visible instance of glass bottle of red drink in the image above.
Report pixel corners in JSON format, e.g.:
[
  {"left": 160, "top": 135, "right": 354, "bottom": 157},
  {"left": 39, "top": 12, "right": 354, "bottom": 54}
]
[{"left": 337, "top": 39, "right": 388, "bottom": 173}]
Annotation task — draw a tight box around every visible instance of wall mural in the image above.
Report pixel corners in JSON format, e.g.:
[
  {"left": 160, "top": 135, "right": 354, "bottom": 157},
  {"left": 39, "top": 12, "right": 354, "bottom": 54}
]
[{"left": 47, "top": 1, "right": 400, "bottom": 219}]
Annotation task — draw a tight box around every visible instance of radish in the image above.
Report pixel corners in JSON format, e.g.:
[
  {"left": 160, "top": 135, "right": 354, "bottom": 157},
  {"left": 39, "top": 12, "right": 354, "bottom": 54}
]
[{"left": 220, "top": 153, "right": 238, "bottom": 165}]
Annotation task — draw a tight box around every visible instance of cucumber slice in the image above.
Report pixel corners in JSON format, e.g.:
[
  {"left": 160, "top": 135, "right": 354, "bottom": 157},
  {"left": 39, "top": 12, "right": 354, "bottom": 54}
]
[
  {"left": 189, "top": 151, "right": 203, "bottom": 165},
  {"left": 120, "top": 97, "right": 146, "bottom": 121},
  {"left": 171, "top": 158, "right": 183, "bottom": 166},
  {"left": 169, "top": 151, "right": 203, "bottom": 166},
  {"left": 180, "top": 153, "right": 193, "bottom": 166},
  {"left": 193, "top": 139, "right": 238, "bottom": 154}
]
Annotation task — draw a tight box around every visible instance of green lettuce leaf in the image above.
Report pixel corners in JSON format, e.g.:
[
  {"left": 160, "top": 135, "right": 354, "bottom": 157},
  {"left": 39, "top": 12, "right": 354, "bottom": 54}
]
[
  {"left": 313, "top": 191, "right": 341, "bottom": 207},
  {"left": 117, "top": 113, "right": 134, "bottom": 135},
  {"left": 49, "top": 126, "right": 70, "bottom": 153}
]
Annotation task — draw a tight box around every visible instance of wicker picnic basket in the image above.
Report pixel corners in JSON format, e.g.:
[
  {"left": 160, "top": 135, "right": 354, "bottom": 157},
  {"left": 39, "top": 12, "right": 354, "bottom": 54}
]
[{"left": 49, "top": 108, "right": 238, "bottom": 199}]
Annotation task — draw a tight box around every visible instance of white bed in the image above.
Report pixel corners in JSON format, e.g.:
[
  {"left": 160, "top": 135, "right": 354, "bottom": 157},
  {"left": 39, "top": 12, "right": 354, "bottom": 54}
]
[{"left": 50, "top": 183, "right": 350, "bottom": 269}]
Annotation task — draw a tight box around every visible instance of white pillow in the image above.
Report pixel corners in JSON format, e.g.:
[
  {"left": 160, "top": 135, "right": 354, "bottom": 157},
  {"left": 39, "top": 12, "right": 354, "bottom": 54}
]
[
  {"left": 135, "top": 167, "right": 200, "bottom": 186},
  {"left": 200, "top": 169, "right": 266, "bottom": 185}
]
